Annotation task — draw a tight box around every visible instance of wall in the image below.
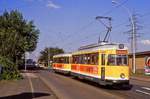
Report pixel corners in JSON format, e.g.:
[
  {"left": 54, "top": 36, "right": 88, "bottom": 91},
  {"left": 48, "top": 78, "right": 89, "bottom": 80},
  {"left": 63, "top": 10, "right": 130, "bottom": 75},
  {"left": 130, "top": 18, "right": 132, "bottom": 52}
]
[{"left": 129, "top": 55, "right": 146, "bottom": 73}]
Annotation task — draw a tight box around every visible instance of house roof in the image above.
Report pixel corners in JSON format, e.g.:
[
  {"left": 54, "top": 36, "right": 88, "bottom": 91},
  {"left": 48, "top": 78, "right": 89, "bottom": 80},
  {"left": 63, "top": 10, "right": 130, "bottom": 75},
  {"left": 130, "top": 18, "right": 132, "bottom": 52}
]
[{"left": 129, "top": 51, "right": 150, "bottom": 56}]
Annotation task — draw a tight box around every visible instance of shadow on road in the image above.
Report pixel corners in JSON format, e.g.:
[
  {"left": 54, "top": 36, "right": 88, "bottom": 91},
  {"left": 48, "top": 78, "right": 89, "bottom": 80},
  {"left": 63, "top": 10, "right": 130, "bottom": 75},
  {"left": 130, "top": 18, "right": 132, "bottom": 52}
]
[
  {"left": 0, "top": 92, "right": 51, "bottom": 99},
  {"left": 53, "top": 71, "right": 133, "bottom": 90},
  {"left": 20, "top": 67, "right": 44, "bottom": 73},
  {"left": 74, "top": 78, "right": 133, "bottom": 91}
]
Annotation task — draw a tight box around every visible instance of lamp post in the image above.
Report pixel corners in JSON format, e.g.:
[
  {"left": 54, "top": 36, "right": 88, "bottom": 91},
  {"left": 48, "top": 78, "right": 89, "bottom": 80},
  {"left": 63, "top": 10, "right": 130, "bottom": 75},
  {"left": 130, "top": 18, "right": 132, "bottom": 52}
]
[
  {"left": 25, "top": 52, "right": 29, "bottom": 71},
  {"left": 112, "top": 0, "right": 136, "bottom": 73},
  {"left": 48, "top": 47, "right": 50, "bottom": 67}
]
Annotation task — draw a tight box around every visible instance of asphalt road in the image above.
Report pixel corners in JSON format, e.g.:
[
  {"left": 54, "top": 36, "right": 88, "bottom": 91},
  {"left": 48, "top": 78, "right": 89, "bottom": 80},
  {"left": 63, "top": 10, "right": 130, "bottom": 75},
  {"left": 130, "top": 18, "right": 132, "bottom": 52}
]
[
  {"left": 0, "top": 71, "right": 57, "bottom": 99},
  {"left": 22, "top": 71, "right": 58, "bottom": 99},
  {"left": 35, "top": 69, "right": 150, "bottom": 99}
]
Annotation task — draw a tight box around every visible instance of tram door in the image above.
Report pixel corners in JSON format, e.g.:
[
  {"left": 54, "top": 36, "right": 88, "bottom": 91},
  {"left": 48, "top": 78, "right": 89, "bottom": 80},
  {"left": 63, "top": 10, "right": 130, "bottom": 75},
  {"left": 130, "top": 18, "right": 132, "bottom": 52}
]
[
  {"left": 101, "top": 67, "right": 105, "bottom": 80},
  {"left": 101, "top": 54, "right": 105, "bottom": 80}
]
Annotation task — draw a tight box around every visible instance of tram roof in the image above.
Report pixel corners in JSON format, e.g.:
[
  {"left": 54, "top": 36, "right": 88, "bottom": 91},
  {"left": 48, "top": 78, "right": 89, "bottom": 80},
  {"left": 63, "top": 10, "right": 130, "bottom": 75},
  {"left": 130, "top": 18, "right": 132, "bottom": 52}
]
[
  {"left": 73, "top": 42, "right": 128, "bottom": 54},
  {"left": 53, "top": 53, "right": 72, "bottom": 58}
]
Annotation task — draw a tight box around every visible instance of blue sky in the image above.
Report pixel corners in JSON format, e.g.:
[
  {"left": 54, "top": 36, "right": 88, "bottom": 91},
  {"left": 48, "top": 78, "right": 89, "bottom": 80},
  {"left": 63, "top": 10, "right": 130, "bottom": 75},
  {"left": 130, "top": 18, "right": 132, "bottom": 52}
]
[{"left": 1, "top": 0, "right": 150, "bottom": 60}]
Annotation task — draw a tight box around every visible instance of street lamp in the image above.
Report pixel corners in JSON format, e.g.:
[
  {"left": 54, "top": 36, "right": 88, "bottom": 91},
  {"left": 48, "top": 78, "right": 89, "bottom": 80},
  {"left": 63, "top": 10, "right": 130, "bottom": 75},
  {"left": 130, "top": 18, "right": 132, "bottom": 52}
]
[{"left": 112, "top": 0, "right": 136, "bottom": 73}]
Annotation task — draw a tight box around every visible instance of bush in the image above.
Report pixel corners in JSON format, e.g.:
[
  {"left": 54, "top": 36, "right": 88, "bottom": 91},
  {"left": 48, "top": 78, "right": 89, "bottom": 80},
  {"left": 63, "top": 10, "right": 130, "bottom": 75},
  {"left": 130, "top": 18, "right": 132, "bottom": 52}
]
[{"left": 0, "top": 56, "right": 22, "bottom": 80}]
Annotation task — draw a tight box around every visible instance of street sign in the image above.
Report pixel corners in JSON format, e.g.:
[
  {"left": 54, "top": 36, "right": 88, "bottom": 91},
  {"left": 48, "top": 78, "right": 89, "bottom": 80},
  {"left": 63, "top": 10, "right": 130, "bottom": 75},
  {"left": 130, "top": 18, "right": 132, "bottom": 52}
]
[{"left": 25, "top": 52, "right": 30, "bottom": 59}]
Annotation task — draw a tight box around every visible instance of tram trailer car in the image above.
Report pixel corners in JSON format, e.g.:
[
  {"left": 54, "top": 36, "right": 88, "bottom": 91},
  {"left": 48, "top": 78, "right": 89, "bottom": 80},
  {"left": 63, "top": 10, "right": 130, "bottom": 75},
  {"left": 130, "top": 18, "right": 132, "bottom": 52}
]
[
  {"left": 71, "top": 42, "right": 129, "bottom": 86},
  {"left": 52, "top": 53, "right": 72, "bottom": 74}
]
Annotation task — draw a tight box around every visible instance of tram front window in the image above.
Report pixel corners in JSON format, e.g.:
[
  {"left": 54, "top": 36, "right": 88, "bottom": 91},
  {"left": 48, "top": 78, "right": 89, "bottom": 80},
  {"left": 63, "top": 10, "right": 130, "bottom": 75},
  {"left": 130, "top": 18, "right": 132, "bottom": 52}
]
[
  {"left": 107, "top": 55, "right": 128, "bottom": 66},
  {"left": 116, "top": 55, "right": 128, "bottom": 66}
]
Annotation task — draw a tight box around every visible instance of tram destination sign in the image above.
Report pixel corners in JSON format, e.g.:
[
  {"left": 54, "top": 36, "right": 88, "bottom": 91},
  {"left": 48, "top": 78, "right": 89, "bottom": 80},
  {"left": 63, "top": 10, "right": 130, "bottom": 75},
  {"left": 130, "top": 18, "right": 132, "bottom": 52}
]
[{"left": 116, "top": 50, "right": 127, "bottom": 55}]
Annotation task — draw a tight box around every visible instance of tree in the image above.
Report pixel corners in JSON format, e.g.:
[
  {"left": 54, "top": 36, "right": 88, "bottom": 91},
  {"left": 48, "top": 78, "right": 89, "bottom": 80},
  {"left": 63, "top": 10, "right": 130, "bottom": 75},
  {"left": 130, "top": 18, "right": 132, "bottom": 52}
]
[
  {"left": 0, "top": 56, "right": 22, "bottom": 80},
  {"left": 0, "top": 10, "right": 39, "bottom": 79},
  {"left": 38, "top": 47, "right": 64, "bottom": 66},
  {"left": 0, "top": 10, "right": 39, "bottom": 65}
]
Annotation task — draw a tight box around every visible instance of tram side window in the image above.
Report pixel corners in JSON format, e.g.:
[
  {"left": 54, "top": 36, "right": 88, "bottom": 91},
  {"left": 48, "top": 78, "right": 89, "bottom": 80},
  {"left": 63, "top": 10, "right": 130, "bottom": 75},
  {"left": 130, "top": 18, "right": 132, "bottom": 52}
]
[
  {"left": 73, "top": 56, "right": 75, "bottom": 63},
  {"left": 65, "top": 57, "right": 67, "bottom": 63},
  {"left": 59, "top": 58, "right": 62, "bottom": 63},
  {"left": 73, "top": 55, "right": 79, "bottom": 64},
  {"left": 91, "top": 53, "right": 98, "bottom": 65},
  {"left": 107, "top": 54, "right": 116, "bottom": 66},
  {"left": 101, "top": 54, "right": 105, "bottom": 65},
  {"left": 83, "top": 54, "right": 89, "bottom": 64},
  {"left": 53, "top": 58, "right": 58, "bottom": 63},
  {"left": 63, "top": 57, "right": 67, "bottom": 64},
  {"left": 56, "top": 58, "right": 59, "bottom": 63},
  {"left": 66, "top": 57, "right": 69, "bottom": 64},
  {"left": 82, "top": 53, "right": 98, "bottom": 65},
  {"left": 73, "top": 53, "right": 98, "bottom": 65},
  {"left": 79, "top": 55, "right": 84, "bottom": 64},
  {"left": 87, "top": 54, "right": 91, "bottom": 64},
  {"left": 64, "top": 57, "right": 66, "bottom": 63},
  {"left": 57, "top": 57, "right": 63, "bottom": 63}
]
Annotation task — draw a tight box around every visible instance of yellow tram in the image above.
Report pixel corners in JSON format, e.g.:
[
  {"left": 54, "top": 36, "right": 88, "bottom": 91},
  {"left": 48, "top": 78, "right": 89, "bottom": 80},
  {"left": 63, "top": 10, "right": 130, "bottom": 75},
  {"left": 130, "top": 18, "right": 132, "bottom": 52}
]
[
  {"left": 52, "top": 53, "right": 72, "bottom": 74},
  {"left": 71, "top": 42, "right": 129, "bottom": 85}
]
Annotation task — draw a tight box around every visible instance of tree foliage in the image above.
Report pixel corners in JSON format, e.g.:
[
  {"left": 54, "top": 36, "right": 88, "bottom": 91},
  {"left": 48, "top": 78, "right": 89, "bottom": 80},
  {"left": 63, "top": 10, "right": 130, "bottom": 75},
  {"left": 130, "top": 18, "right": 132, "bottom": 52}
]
[
  {"left": 0, "top": 10, "right": 39, "bottom": 61},
  {"left": 38, "top": 47, "right": 64, "bottom": 66},
  {"left": 0, "top": 56, "right": 22, "bottom": 80},
  {"left": 0, "top": 10, "right": 39, "bottom": 80}
]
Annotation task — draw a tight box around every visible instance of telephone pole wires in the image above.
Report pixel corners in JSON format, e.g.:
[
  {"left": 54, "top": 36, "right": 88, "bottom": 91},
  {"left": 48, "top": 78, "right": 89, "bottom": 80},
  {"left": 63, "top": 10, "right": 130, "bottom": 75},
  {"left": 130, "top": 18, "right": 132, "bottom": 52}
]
[
  {"left": 112, "top": 0, "right": 139, "bottom": 73},
  {"left": 126, "top": 14, "right": 142, "bottom": 73}
]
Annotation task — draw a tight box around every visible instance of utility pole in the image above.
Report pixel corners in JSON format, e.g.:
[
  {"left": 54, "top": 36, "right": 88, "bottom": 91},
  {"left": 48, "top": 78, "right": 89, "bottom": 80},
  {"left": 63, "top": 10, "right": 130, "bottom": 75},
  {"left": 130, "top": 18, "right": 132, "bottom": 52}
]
[
  {"left": 25, "top": 52, "right": 26, "bottom": 71},
  {"left": 48, "top": 47, "right": 51, "bottom": 68},
  {"left": 126, "top": 14, "right": 141, "bottom": 73},
  {"left": 132, "top": 14, "right": 136, "bottom": 74},
  {"left": 48, "top": 48, "right": 49, "bottom": 67}
]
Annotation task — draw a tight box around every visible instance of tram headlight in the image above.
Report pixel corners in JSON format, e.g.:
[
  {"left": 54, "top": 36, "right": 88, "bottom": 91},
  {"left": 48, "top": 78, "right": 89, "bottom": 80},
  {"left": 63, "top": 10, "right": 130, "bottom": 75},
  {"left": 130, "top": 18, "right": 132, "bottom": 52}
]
[{"left": 120, "top": 73, "right": 125, "bottom": 79}]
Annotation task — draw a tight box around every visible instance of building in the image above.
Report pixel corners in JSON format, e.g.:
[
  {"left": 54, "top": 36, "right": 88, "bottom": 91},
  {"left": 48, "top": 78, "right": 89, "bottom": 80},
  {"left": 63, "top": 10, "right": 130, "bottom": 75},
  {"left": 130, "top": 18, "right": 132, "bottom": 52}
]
[{"left": 129, "top": 51, "right": 150, "bottom": 73}]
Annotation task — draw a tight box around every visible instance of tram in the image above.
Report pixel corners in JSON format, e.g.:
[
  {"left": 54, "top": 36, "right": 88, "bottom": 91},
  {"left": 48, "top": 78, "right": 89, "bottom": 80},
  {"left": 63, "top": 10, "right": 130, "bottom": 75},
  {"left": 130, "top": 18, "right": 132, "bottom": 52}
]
[
  {"left": 71, "top": 42, "right": 129, "bottom": 85},
  {"left": 52, "top": 53, "right": 72, "bottom": 74}
]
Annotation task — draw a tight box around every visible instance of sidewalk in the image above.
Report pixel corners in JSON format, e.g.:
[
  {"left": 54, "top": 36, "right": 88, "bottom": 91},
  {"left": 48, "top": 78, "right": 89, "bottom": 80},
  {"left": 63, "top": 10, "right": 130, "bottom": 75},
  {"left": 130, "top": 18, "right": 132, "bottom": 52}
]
[
  {"left": 0, "top": 71, "right": 57, "bottom": 99},
  {"left": 130, "top": 74, "right": 150, "bottom": 82}
]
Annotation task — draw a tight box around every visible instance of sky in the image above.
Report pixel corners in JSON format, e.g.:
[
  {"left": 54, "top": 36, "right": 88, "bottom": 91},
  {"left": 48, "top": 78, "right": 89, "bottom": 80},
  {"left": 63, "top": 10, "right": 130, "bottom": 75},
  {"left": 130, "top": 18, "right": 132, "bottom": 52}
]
[{"left": 1, "top": 0, "right": 150, "bottom": 60}]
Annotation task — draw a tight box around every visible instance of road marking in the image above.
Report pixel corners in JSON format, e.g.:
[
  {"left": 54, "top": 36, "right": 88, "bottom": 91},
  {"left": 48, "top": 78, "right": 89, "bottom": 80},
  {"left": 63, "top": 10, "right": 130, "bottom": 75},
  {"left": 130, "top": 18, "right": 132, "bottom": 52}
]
[
  {"left": 39, "top": 71, "right": 123, "bottom": 99},
  {"left": 142, "top": 87, "right": 150, "bottom": 91},
  {"left": 27, "top": 73, "right": 35, "bottom": 98},
  {"left": 26, "top": 73, "right": 38, "bottom": 78},
  {"left": 136, "top": 89, "right": 150, "bottom": 95}
]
